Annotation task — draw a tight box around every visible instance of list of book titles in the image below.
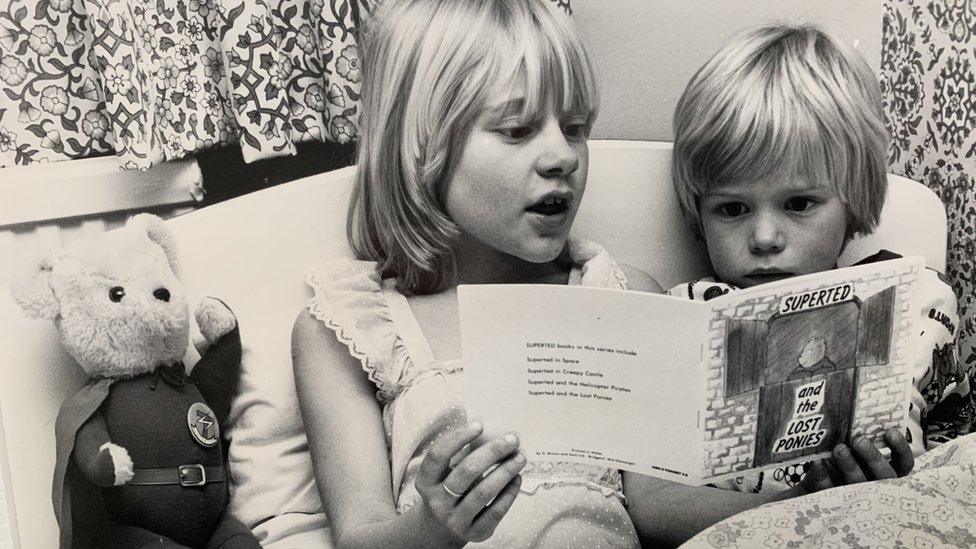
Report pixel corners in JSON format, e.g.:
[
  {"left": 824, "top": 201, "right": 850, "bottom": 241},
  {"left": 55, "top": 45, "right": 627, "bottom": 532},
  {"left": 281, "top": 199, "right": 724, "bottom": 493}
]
[{"left": 524, "top": 341, "right": 637, "bottom": 402}]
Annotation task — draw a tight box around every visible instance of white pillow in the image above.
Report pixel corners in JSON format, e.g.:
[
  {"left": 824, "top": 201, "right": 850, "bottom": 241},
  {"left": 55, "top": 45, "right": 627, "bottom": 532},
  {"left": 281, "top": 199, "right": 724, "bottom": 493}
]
[{"left": 169, "top": 167, "right": 356, "bottom": 544}]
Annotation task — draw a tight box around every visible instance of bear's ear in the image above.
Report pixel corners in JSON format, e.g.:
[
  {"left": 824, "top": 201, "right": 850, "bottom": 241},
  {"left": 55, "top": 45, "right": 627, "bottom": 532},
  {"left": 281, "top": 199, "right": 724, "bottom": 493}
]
[
  {"left": 127, "top": 213, "right": 179, "bottom": 274},
  {"left": 10, "top": 256, "right": 60, "bottom": 319}
]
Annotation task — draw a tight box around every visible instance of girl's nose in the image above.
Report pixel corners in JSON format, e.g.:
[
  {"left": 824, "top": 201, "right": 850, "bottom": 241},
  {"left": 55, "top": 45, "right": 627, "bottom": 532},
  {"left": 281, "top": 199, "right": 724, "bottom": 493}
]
[
  {"left": 534, "top": 123, "right": 579, "bottom": 177},
  {"left": 749, "top": 213, "right": 785, "bottom": 253}
]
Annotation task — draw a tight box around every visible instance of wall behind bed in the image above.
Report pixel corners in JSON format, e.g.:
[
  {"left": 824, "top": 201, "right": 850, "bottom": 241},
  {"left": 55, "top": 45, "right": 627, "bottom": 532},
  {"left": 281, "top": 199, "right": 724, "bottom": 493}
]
[
  {"left": 572, "top": 0, "right": 976, "bottom": 437},
  {"left": 573, "top": 0, "right": 882, "bottom": 141}
]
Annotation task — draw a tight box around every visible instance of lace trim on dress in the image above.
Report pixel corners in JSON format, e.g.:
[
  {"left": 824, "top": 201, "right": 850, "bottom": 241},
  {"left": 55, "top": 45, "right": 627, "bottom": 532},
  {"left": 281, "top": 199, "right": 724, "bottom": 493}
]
[
  {"left": 394, "top": 466, "right": 625, "bottom": 515},
  {"left": 609, "top": 258, "right": 629, "bottom": 290},
  {"left": 305, "top": 259, "right": 406, "bottom": 401},
  {"left": 519, "top": 478, "right": 625, "bottom": 499},
  {"left": 521, "top": 461, "right": 625, "bottom": 498},
  {"left": 303, "top": 240, "right": 625, "bottom": 402},
  {"left": 388, "top": 360, "right": 463, "bottom": 399},
  {"left": 571, "top": 239, "right": 629, "bottom": 290}
]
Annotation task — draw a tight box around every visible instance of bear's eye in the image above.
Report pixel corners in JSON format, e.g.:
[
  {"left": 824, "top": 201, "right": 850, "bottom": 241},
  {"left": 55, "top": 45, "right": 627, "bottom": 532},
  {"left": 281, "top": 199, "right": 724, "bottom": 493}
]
[
  {"left": 153, "top": 288, "right": 170, "bottom": 302},
  {"left": 109, "top": 286, "right": 125, "bottom": 302}
]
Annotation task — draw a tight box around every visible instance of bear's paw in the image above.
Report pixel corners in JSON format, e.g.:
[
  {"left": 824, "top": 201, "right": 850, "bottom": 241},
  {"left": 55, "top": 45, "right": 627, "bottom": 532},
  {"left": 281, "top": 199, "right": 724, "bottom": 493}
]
[
  {"left": 195, "top": 297, "right": 237, "bottom": 344},
  {"left": 99, "top": 442, "right": 134, "bottom": 485}
]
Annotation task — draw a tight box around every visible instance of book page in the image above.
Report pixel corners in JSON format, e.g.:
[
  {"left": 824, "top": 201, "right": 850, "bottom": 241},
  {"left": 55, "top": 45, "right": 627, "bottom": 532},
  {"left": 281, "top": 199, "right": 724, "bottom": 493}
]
[
  {"left": 459, "top": 285, "right": 708, "bottom": 484},
  {"left": 699, "top": 256, "right": 925, "bottom": 483}
]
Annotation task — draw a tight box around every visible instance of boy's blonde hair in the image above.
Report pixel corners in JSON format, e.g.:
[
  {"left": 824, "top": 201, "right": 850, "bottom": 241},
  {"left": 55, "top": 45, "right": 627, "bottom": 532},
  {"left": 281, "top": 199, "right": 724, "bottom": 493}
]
[
  {"left": 349, "top": 0, "right": 597, "bottom": 294},
  {"left": 672, "top": 24, "right": 889, "bottom": 239}
]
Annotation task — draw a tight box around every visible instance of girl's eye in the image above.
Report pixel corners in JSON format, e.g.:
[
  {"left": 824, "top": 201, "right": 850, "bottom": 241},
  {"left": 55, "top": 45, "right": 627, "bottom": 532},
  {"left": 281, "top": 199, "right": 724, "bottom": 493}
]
[
  {"left": 498, "top": 126, "right": 533, "bottom": 140},
  {"left": 784, "top": 197, "right": 818, "bottom": 213},
  {"left": 715, "top": 202, "right": 749, "bottom": 218}
]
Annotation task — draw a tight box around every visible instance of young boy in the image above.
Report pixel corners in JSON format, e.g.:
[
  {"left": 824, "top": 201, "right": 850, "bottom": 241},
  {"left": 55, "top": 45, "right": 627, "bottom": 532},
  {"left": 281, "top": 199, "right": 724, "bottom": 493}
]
[{"left": 623, "top": 23, "right": 970, "bottom": 546}]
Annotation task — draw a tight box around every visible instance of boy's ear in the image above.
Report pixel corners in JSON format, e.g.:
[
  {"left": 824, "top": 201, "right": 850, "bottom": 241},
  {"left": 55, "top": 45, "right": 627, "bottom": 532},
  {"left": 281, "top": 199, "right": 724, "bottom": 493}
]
[
  {"left": 127, "top": 213, "right": 180, "bottom": 274},
  {"left": 10, "top": 256, "right": 61, "bottom": 320}
]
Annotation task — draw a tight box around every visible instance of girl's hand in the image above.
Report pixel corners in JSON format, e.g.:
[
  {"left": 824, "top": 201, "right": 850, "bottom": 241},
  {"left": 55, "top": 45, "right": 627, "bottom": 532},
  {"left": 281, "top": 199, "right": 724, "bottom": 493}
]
[
  {"left": 800, "top": 427, "right": 914, "bottom": 493},
  {"left": 415, "top": 421, "right": 527, "bottom": 545}
]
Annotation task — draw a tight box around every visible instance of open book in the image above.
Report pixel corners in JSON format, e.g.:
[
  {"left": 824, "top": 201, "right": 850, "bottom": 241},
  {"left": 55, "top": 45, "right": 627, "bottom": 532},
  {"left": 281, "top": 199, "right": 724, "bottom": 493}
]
[{"left": 459, "top": 256, "right": 924, "bottom": 485}]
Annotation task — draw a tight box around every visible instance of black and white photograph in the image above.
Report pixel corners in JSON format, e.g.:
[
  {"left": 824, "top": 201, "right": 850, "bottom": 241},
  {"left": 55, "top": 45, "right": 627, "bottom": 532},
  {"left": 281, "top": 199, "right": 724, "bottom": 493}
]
[{"left": 0, "top": 1, "right": 975, "bottom": 547}]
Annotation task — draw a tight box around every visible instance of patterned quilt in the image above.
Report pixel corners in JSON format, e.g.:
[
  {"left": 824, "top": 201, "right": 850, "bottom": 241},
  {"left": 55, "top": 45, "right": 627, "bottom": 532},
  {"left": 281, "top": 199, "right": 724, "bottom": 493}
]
[{"left": 683, "top": 433, "right": 976, "bottom": 548}]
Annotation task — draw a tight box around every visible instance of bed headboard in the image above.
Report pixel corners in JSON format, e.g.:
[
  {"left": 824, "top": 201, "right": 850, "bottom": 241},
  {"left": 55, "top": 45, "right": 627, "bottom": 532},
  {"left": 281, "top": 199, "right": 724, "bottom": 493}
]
[{"left": 0, "top": 140, "right": 947, "bottom": 548}]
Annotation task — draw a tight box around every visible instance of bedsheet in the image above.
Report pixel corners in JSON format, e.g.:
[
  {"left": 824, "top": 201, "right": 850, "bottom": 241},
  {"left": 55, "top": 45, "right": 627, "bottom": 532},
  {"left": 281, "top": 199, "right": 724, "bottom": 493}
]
[{"left": 683, "top": 433, "right": 976, "bottom": 548}]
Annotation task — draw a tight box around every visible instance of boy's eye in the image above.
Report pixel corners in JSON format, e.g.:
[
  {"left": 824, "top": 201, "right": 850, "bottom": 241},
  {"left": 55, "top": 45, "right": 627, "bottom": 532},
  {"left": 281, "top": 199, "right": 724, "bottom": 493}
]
[
  {"left": 563, "top": 122, "right": 588, "bottom": 139},
  {"left": 784, "top": 197, "right": 818, "bottom": 213},
  {"left": 714, "top": 202, "right": 749, "bottom": 218}
]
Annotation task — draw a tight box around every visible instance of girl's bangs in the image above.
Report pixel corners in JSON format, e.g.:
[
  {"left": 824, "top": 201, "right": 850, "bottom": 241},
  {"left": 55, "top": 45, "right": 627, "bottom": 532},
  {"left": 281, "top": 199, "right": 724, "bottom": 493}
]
[{"left": 483, "top": 6, "right": 597, "bottom": 123}]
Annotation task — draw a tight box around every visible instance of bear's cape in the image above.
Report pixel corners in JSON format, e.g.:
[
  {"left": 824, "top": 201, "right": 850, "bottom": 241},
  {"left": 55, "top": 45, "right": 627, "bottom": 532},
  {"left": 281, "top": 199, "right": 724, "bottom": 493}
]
[{"left": 53, "top": 377, "right": 113, "bottom": 549}]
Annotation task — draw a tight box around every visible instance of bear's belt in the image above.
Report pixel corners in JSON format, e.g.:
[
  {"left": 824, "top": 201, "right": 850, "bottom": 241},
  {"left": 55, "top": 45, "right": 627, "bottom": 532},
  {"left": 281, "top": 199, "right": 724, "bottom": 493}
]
[{"left": 127, "top": 464, "right": 225, "bottom": 487}]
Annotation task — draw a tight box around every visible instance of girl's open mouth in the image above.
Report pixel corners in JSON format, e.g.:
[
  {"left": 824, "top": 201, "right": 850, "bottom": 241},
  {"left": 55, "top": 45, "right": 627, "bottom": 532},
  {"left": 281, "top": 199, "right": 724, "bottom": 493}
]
[
  {"left": 525, "top": 192, "right": 574, "bottom": 233},
  {"left": 526, "top": 195, "right": 571, "bottom": 216}
]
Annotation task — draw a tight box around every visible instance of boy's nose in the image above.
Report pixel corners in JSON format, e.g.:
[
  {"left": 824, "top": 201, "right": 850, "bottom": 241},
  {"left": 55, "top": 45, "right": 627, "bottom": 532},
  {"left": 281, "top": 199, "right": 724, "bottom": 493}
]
[
  {"left": 535, "top": 125, "right": 579, "bottom": 177},
  {"left": 749, "top": 213, "right": 785, "bottom": 253}
]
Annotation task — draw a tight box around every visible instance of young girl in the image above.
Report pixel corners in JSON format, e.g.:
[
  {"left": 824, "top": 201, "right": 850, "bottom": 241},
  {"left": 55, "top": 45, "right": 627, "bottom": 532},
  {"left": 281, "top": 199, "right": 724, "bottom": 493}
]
[
  {"left": 624, "top": 24, "right": 969, "bottom": 546},
  {"left": 291, "top": 1, "right": 660, "bottom": 547}
]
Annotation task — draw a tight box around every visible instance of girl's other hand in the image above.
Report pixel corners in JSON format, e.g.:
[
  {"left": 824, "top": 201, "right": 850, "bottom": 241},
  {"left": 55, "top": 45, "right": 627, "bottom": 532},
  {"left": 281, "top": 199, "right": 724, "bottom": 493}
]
[
  {"left": 415, "top": 421, "right": 527, "bottom": 545},
  {"left": 800, "top": 427, "right": 914, "bottom": 493}
]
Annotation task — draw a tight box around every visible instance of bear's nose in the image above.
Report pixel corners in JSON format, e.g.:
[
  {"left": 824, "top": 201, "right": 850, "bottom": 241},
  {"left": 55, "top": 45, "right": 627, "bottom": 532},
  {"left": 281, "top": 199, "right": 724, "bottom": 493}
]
[{"left": 153, "top": 288, "right": 171, "bottom": 302}]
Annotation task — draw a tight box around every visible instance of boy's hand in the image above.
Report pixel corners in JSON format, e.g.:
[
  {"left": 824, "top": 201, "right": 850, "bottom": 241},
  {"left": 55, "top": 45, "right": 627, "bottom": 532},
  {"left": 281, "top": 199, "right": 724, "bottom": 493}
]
[{"left": 800, "top": 427, "right": 913, "bottom": 493}]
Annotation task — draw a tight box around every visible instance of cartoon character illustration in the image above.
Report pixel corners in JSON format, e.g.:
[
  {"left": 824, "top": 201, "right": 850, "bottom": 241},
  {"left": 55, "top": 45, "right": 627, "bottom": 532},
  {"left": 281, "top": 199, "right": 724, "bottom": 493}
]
[
  {"left": 789, "top": 336, "right": 836, "bottom": 379},
  {"left": 725, "top": 286, "right": 896, "bottom": 468}
]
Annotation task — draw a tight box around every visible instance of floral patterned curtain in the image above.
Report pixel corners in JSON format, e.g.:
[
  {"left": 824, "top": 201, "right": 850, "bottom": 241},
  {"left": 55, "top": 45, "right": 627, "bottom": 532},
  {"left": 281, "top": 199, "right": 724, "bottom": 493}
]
[
  {"left": 0, "top": 0, "right": 572, "bottom": 171},
  {"left": 882, "top": 1, "right": 976, "bottom": 393},
  {"left": 0, "top": 0, "right": 368, "bottom": 169}
]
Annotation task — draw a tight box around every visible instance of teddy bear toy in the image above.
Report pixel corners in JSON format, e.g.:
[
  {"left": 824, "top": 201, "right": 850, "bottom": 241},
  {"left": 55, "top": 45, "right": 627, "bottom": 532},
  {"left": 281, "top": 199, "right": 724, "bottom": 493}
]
[{"left": 11, "top": 214, "right": 260, "bottom": 549}]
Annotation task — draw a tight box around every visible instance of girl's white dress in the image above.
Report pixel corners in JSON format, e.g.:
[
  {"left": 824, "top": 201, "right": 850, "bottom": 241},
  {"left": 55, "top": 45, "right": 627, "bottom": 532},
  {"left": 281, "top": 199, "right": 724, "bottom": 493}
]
[{"left": 304, "top": 239, "right": 640, "bottom": 548}]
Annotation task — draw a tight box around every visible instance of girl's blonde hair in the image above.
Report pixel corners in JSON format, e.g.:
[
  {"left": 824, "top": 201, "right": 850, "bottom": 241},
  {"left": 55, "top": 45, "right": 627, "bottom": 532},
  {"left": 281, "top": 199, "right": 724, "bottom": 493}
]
[
  {"left": 672, "top": 24, "right": 889, "bottom": 239},
  {"left": 348, "top": 0, "right": 597, "bottom": 294}
]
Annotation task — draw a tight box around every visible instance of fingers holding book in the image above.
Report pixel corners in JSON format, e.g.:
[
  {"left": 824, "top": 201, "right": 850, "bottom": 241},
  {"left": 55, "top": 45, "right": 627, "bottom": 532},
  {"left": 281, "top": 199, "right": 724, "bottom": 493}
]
[
  {"left": 415, "top": 421, "right": 527, "bottom": 543},
  {"left": 801, "top": 427, "right": 915, "bottom": 494},
  {"left": 828, "top": 428, "right": 914, "bottom": 482},
  {"left": 881, "top": 428, "right": 915, "bottom": 477}
]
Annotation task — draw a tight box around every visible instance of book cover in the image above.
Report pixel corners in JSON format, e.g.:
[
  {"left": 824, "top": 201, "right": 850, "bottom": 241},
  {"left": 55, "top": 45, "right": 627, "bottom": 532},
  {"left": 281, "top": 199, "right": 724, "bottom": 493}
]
[{"left": 458, "top": 256, "right": 923, "bottom": 484}]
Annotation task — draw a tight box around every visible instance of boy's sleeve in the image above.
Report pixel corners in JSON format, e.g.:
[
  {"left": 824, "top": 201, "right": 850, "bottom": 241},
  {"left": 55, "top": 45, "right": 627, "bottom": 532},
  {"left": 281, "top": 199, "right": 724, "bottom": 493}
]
[
  {"left": 666, "top": 279, "right": 735, "bottom": 301},
  {"left": 907, "top": 268, "right": 973, "bottom": 452}
]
